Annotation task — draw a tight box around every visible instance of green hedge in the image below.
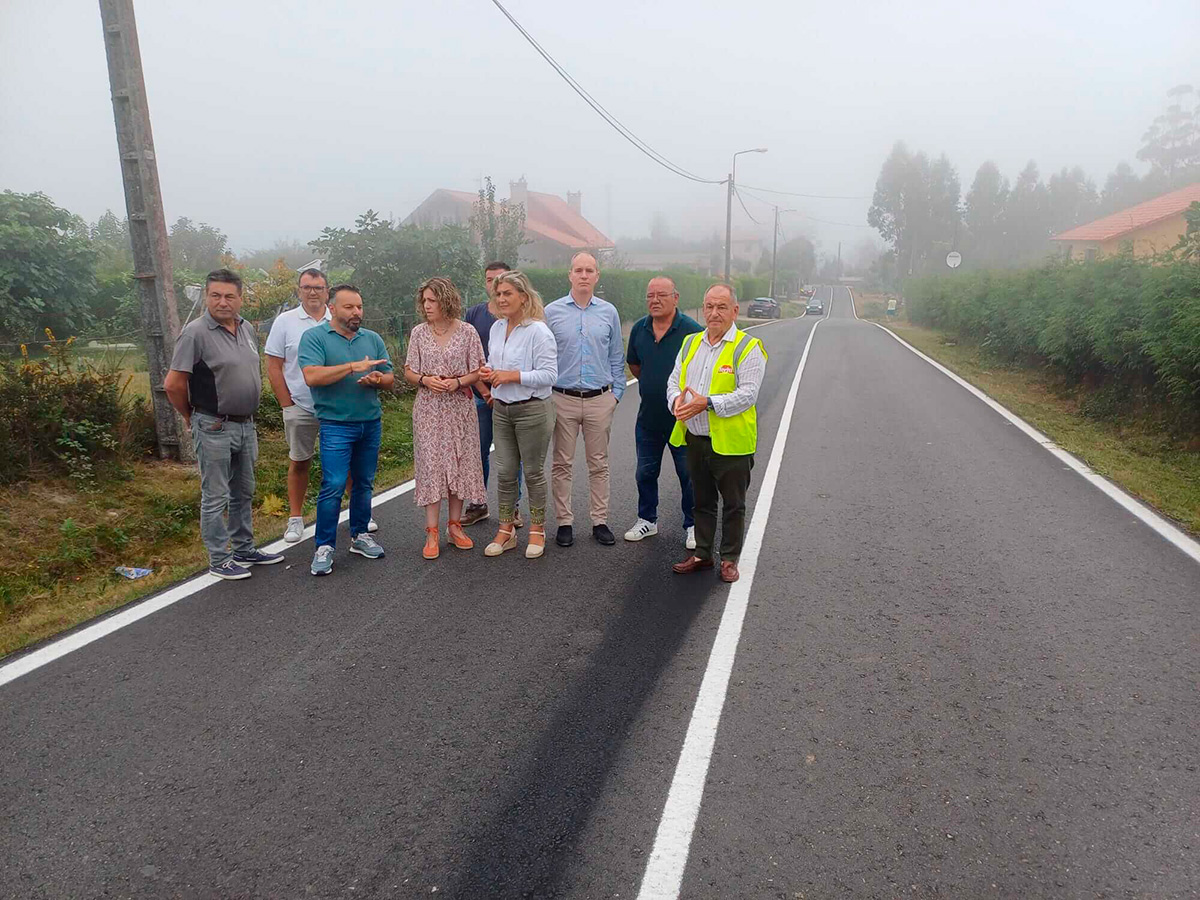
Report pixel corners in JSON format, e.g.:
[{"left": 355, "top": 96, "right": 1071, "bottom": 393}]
[
  {"left": 905, "top": 257, "right": 1200, "bottom": 412},
  {"left": 522, "top": 269, "right": 770, "bottom": 322}
]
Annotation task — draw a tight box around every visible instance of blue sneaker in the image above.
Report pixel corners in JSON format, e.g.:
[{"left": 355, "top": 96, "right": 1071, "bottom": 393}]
[
  {"left": 350, "top": 533, "right": 385, "bottom": 559},
  {"left": 210, "top": 559, "right": 251, "bottom": 581},
  {"left": 310, "top": 544, "right": 334, "bottom": 576},
  {"left": 233, "top": 548, "right": 284, "bottom": 566}
]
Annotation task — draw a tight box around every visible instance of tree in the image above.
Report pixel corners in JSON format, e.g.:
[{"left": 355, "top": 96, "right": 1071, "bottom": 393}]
[
  {"left": 774, "top": 235, "right": 816, "bottom": 291},
  {"left": 1046, "top": 166, "right": 1099, "bottom": 235},
  {"left": 1100, "top": 161, "right": 1144, "bottom": 214},
  {"left": 0, "top": 191, "right": 97, "bottom": 341},
  {"left": 1137, "top": 84, "right": 1200, "bottom": 184},
  {"left": 90, "top": 210, "right": 133, "bottom": 272},
  {"left": 168, "top": 217, "right": 229, "bottom": 272},
  {"left": 243, "top": 259, "right": 302, "bottom": 320},
  {"left": 311, "top": 211, "right": 480, "bottom": 320},
  {"left": 868, "top": 142, "right": 961, "bottom": 275},
  {"left": 1004, "top": 161, "right": 1051, "bottom": 264},
  {"left": 469, "top": 176, "right": 528, "bottom": 266},
  {"left": 239, "top": 239, "right": 317, "bottom": 271},
  {"left": 964, "top": 161, "right": 1010, "bottom": 266}
]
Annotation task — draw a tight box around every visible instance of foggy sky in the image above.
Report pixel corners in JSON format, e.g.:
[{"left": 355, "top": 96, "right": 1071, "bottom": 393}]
[{"left": 2, "top": 0, "right": 1196, "bottom": 258}]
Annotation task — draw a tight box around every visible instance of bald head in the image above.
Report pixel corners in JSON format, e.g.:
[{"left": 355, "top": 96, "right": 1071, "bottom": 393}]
[
  {"left": 568, "top": 252, "right": 599, "bottom": 305},
  {"left": 645, "top": 275, "right": 679, "bottom": 321},
  {"left": 702, "top": 283, "right": 738, "bottom": 339}
]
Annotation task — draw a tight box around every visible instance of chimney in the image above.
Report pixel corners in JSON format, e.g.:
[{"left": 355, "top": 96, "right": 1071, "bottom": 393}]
[
  {"left": 566, "top": 191, "right": 582, "bottom": 215},
  {"left": 509, "top": 176, "right": 528, "bottom": 209}
]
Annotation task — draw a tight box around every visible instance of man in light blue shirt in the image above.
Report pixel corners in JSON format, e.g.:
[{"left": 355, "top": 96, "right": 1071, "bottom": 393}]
[{"left": 544, "top": 251, "right": 625, "bottom": 547}]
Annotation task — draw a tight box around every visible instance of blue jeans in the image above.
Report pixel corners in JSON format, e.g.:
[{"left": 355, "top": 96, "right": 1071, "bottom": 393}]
[
  {"left": 635, "top": 421, "right": 694, "bottom": 528},
  {"left": 315, "top": 419, "right": 381, "bottom": 549},
  {"left": 476, "top": 395, "right": 521, "bottom": 503}
]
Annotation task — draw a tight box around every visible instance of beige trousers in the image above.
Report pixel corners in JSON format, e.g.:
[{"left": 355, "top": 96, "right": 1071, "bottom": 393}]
[{"left": 551, "top": 390, "right": 617, "bottom": 526}]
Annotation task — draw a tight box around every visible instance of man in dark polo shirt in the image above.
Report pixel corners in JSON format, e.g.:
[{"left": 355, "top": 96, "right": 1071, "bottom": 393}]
[
  {"left": 165, "top": 268, "right": 283, "bottom": 581},
  {"left": 623, "top": 275, "right": 702, "bottom": 548},
  {"left": 299, "top": 283, "right": 394, "bottom": 577}
]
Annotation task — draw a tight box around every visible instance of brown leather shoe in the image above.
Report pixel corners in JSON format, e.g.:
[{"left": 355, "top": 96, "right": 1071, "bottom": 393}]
[
  {"left": 672, "top": 556, "right": 715, "bottom": 575},
  {"left": 719, "top": 560, "right": 740, "bottom": 583}
]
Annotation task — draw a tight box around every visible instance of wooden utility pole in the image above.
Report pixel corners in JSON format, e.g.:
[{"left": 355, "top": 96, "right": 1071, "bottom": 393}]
[
  {"left": 769, "top": 205, "right": 780, "bottom": 299},
  {"left": 98, "top": 0, "right": 189, "bottom": 460}
]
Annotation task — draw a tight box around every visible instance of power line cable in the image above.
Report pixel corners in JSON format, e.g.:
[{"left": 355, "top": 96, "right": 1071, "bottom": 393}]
[
  {"left": 733, "top": 187, "right": 763, "bottom": 225},
  {"left": 488, "top": 0, "right": 725, "bottom": 185},
  {"left": 738, "top": 183, "right": 871, "bottom": 201},
  {"left": 738, "top": 185, "right": 874, "bottom": 229}
]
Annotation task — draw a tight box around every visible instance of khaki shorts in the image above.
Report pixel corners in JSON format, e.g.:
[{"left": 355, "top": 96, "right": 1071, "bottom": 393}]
[{"left": 282, "top": 404, "right": 320, "bottom": 462}]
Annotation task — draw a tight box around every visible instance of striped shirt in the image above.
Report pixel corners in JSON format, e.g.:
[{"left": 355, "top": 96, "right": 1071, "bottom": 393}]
[{"left": 665, "top": 324, "right": 766, "bottom": 437}]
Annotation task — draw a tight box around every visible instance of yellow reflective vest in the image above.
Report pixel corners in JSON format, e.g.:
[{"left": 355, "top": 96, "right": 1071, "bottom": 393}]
[{"left": 669, "top": 328, "right": 767, "bottom": 455}]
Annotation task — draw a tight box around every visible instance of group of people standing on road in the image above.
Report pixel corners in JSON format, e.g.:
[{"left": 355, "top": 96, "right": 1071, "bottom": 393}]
[{"left": 165, "top": 251, "right": 768, "bottom": 588}]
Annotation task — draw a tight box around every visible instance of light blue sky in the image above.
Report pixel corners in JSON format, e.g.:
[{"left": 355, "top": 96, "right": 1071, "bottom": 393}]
[{"left": 2, "top": 0, "right": 1196, "bottom": 258}]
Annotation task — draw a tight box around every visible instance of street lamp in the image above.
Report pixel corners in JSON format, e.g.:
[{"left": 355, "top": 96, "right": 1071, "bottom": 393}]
[{"left": 725, "top": 147, "right": 767, "bottom": 283}]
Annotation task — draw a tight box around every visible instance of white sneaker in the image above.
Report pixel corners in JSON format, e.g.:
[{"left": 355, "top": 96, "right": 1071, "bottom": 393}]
[
  {"left": 284, "top": 517, "right": 304, "bottom": 543},
  {"left": 624, "top": 519, "right": 658, "bottom": 542},
  {"left": 685, "top": 526, "right": 696, "bottom": 550},
  {"left": 367, "top": 518, "right": 379, "bottom": 533}
]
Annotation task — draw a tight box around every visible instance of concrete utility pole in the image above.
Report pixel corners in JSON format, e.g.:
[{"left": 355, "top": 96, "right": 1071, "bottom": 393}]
[
  {"left": 724, "top": 147, "right": 767, "bottom": 284},
  {"left": 770, "top": 206, "right": 779, "bottom": 299},
  {"left": 98, "top": 0, "right": 189, "bottom": 461}
]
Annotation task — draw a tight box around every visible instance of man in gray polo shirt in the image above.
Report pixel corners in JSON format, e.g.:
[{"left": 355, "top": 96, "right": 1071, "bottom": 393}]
[{"left": 165, "top": 268, "right": 283, "bottom": 580}]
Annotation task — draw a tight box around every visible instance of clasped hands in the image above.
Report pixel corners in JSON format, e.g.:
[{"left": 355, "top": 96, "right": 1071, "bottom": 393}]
[
  {"left": 477, "top": 366, "right": 519, "bottom": 386},
  {"left": 673, "top": 386, "right": 709, "bottom": 421}
]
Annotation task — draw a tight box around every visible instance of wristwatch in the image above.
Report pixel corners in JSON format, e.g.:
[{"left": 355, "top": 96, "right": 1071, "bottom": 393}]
[{"left": 706, "top": 396, "right": 715, "bottom": 411}]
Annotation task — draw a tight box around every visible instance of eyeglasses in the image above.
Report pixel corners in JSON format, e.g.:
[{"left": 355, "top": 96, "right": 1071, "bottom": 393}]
[
  {"left": 646, "top": 293, "right": 677, "bottom": 301},
  {"left": 299, "top": 285, "right": 328, "bottom": 293}
]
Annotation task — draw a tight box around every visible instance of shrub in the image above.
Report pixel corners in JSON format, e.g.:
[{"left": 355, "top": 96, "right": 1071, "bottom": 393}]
[
  {"left": 0, "top": 330, "right": 132, "bottom": 484},
  {"left": 905, "top": 257, "right": 1200, "bottom": 419}
]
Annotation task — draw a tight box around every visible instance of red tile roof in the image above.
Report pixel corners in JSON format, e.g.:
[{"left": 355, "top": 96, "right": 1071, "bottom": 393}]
[
  {"left": 1052, "top": 183, "right": 1200, "bottom": 242},
  {"left": 524, "top": 190, "right": 612, "bottom": 249},
  {"left": 408, "top": 188, "right": 611, "bottom": 250}
]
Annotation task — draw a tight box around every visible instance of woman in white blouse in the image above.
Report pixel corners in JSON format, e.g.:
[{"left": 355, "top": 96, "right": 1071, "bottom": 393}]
[{"left": 479, "top": 272, "right": 558, "bottom": 558}]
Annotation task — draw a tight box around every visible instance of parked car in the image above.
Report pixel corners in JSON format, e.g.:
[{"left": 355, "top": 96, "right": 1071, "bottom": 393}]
[
  {"left": 747, "top": 297, "right": 781, "bottom": 319},
  {"left": 799, "top": 285, "right": 815, "bottom": 299},
  {"left": 805, "top": 297, "right": 825, "bottom": 316}
]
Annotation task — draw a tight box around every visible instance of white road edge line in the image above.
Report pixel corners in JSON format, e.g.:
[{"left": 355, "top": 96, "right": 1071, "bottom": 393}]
[
  {"left": 0, "top": 479, "right": 416, "bottom": 688},
  {"left": 637, "top": 314, "right": 824, "bottom": 899},
  {"left": 871, "top": 318, "right": 1200, "bottom": 568}
]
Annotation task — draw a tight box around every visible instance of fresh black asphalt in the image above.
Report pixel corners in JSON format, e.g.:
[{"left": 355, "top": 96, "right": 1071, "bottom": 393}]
[{"left": 2, "top": 287, "right": 1197, "bottom": 899}]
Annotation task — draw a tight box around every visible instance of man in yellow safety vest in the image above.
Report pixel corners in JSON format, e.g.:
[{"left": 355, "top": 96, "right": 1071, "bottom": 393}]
[{"left": 665, "top": 283, "right": 768, "bottom": 583}]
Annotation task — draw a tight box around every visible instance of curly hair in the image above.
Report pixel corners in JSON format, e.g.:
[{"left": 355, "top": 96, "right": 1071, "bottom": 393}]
[
  {"left": 491, "top": 271, "right": 546, "bottom": 323},
  {"left": 416, "top": 277, "right": 463, "bottom": 322}
]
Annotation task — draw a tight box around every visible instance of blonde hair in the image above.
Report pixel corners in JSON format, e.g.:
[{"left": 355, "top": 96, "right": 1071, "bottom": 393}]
[
  {"left": 416, "top": 277, "right": 463, "bottom": 322},
  {"left": 492, "top": 271, "right": 546, "bottom": 323}
]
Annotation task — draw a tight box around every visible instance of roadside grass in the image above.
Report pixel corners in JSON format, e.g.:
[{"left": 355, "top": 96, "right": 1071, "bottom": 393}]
[
  {"left": 849, "top": 293, "right": 1200, "bottom": 536},
  {"left": 0, "top": 392, "right": 415, "bottom": 659}
]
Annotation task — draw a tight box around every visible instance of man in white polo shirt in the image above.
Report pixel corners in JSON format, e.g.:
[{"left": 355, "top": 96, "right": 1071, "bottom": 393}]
[{"left": 265, "top": 268, "right": 376, "bottom": 542}]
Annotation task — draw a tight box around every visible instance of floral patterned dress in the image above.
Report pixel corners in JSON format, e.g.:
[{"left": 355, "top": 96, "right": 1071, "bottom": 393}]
[{"left": 406, "top": 322, "right": 487, "bottom": 507}]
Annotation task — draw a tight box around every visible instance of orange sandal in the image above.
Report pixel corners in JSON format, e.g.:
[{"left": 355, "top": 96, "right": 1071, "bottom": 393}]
[
  {"left": 422, "top": 526, "right": 440, "bottom": 560},
  {"left": 447, "top": 519, "right": 473, "bottom": 550}
]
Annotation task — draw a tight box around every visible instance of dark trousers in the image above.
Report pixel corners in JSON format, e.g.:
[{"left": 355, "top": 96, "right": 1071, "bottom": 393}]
[
  {"left": 635, "top": 421, "right": 694, "bottom": 528},
  {"left": 685, "top": 432, "right": 753, "bottom": 563}
]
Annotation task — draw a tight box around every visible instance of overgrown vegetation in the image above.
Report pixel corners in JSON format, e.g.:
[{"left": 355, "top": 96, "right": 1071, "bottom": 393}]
[
  {"left": 0, "top": 330, "right": 151, "bottom": 486},
  {"left": 904, "top": 255, "right": 1200, "bottom": 431}
]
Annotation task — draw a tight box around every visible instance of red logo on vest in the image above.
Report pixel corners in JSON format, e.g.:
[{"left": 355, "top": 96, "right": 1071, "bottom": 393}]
[{"left": 717, "top": 364, "right": 734, "bottom": 374}]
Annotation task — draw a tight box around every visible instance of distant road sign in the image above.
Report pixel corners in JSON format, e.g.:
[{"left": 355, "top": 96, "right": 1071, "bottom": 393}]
[{"left": 946, "top": 251, "right": 962, "bottom": 269}]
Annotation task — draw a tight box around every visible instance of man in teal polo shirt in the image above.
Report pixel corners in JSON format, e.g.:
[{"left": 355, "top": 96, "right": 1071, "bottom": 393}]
[
  {"left": 299, "top": 283, "right": 394, "bottom": 576},
  {"left": 624, "top": 275, "right": 702, "bottom": 548}
]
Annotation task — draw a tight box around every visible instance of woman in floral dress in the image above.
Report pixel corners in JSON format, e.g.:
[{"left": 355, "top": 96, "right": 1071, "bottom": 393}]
[{"left": 403, "top": 277, "right": 486, "bottom": 559}]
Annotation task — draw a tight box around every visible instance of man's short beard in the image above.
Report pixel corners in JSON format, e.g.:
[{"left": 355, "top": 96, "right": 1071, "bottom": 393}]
[{"left": 346, "top": 319, "right": 361, "bottom": 332}]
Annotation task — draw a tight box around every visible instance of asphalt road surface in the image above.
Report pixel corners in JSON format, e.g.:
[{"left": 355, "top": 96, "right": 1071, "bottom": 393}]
[{"left": 2, "top": 287, "right": 1198, "bottom": 899}]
